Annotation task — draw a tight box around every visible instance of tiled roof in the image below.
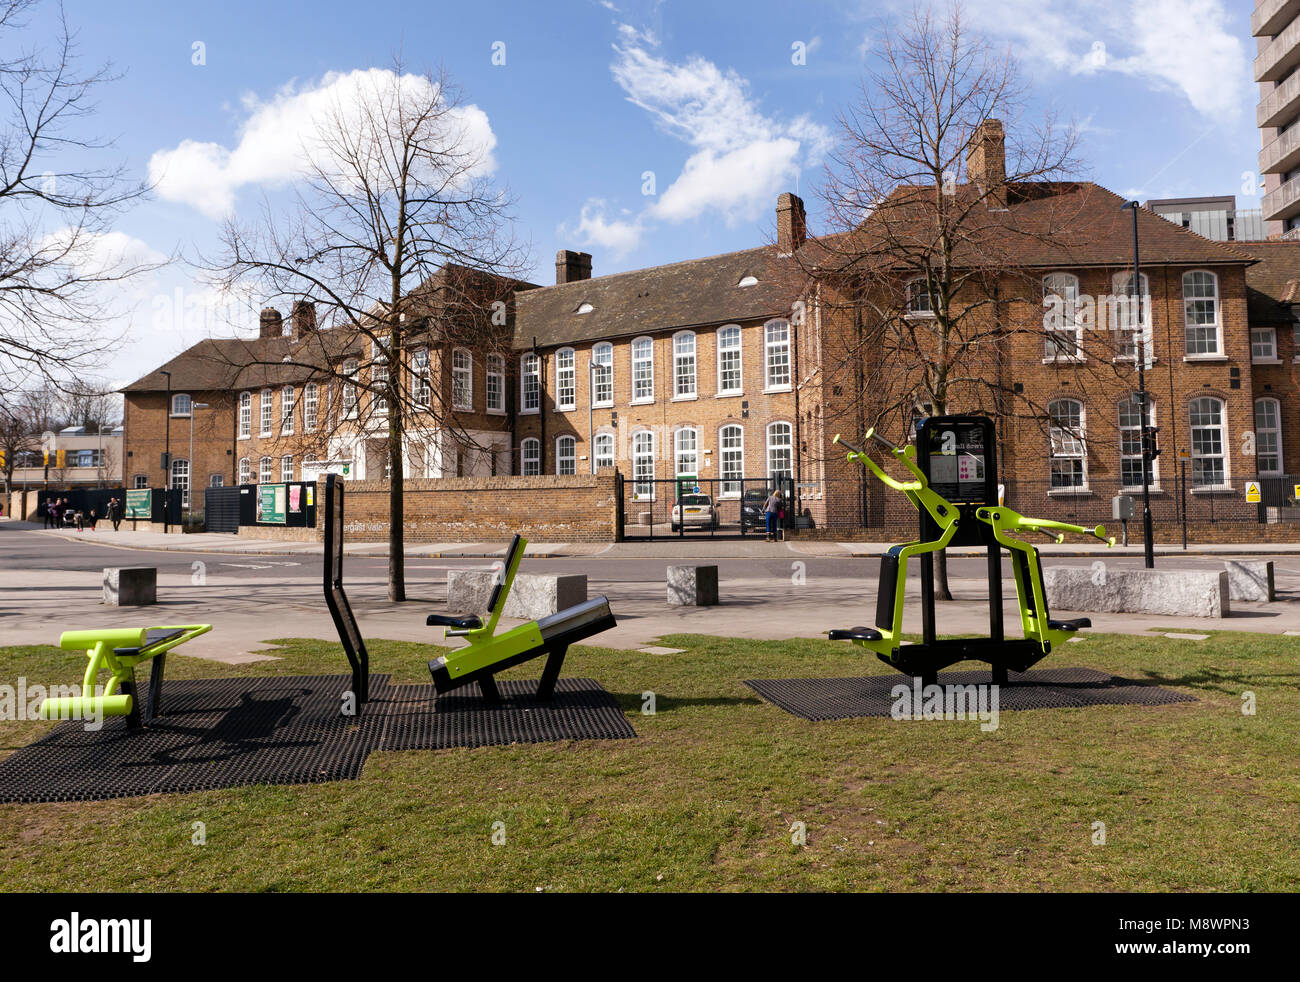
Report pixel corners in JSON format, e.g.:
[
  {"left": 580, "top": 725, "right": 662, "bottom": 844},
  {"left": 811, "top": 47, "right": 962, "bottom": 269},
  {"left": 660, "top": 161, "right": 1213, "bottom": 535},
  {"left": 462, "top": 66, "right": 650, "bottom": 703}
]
[
  {"left": 1242, "top": 240, "right": 1300, "bottom": 325},
  {"left": 512, "top": 245, "right": 807, "bottom": 349}
]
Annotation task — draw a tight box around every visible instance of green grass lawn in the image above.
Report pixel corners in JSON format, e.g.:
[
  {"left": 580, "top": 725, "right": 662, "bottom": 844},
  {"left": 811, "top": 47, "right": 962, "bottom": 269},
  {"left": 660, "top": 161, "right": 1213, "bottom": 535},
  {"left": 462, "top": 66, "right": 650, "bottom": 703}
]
[{"left": 2, "top": 629, "right": 1298, "bottom": 892}]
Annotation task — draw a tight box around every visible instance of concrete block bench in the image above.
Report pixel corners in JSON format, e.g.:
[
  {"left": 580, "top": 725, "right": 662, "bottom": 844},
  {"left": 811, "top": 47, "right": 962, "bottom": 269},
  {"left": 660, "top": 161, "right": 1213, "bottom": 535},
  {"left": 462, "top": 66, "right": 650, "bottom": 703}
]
[
  {"left": 447, "top": 569, "right": 587, "bottom": 620},
  {"left": 103, "top": 567, "right": 157, "bottom": 607},
  {"left": 1043, "top": 566, "right": 1229, "bottom": 618},
  {"left": 667, "top": 565, "right": 719, "bottom": 606},
  {"left": 1223, "top": 560, "right": 1275, "bottom": 602}
]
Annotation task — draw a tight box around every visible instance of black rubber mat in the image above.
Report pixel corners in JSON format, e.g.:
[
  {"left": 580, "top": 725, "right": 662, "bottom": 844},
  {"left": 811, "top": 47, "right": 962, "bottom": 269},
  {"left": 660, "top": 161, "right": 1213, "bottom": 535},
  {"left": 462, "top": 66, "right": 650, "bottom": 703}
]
[
  {"left": 0, "top": 674, "right": 635, "bottom": 803},
  {"left": 744, "top": 667, "right": 1195, "bottom": 722}
]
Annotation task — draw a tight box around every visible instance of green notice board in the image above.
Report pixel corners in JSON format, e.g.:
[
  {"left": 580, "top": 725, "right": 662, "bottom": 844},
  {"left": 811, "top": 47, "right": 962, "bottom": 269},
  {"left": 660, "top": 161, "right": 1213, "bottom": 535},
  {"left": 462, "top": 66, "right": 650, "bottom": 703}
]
[
  {"left": 258, "top": 483, "right": 287, "bottom": 524},
  {"left": 125, "top": 488, "right": 151, "bottom": 519}
]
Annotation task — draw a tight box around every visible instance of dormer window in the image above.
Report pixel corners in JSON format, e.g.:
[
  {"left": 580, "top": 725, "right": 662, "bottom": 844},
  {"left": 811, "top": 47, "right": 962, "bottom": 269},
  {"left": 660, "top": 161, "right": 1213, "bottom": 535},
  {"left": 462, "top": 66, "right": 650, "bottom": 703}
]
[
  {"left": 737, "top": 275, "right": 759, "bottom": 288},
  {"left": 575, "top": 302, "right": 594, "bottom": 314}
]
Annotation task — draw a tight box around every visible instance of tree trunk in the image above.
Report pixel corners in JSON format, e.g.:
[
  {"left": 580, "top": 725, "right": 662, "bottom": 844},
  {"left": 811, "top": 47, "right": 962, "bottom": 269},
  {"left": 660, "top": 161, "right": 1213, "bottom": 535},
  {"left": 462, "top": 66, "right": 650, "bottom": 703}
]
[
  {"left": 387, "top": 432, "right": 405, "bottom": 603},
  {"left": 935, "top": 547, "right": 953, "bottom": 601}
]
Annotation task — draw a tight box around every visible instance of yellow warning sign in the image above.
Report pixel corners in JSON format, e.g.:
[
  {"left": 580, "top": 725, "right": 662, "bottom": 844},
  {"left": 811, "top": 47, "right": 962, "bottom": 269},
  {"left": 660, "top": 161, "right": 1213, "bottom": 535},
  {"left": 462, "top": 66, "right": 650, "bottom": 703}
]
[{"left": 1246, "top": 481, "right": 1261, "bottom": 503}]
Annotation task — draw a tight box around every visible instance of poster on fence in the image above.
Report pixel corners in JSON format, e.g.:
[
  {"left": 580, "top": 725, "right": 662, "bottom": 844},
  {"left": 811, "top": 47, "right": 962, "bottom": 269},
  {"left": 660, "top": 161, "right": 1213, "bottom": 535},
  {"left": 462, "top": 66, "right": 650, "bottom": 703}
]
[
  {"left": 125, "top": 488, "right": 151, "bottom": 520},
  {"left": 259, "top": 484, "right": 287, "bottom": 524}
]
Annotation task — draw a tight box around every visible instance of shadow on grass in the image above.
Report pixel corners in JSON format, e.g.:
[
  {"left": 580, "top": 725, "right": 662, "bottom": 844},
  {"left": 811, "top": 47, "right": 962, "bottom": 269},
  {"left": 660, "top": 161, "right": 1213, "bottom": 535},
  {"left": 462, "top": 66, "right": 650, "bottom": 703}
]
[
  {"left": 608, "top": 691, "right": 763, "bottom": 713},
  {"left": 1136, "top": 667, "right": 1300, "bottom": 693}
]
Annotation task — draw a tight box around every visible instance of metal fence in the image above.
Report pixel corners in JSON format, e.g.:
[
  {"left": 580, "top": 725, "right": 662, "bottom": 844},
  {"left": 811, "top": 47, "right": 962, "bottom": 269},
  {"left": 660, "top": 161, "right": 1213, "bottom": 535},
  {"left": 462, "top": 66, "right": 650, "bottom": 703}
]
[{"left": 617, "top": 475, "right": 796, "bottom": 539}]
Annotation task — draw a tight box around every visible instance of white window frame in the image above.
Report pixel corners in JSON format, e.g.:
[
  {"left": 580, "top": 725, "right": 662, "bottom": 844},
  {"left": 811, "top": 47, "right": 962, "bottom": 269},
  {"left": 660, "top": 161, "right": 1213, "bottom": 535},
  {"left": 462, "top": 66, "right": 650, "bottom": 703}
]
[
  {"left": 170, "top": 457, "right": 190, "bottom": 508},
  {"left": 556, "top": 435, "right": 576, "bottom": 475},
  {"left": 304, "top": 383, "right": 319, "bottom": 432},
  {"left": 1118, "top": 395, "right": 1159, "bottom": 491},
  {"left": 342, "top": 359, "right": 359, "bottom": 418},
  {"left": 631, "top": 336, "right": 654, "bottom": 404},
  {"left": 556, "top": 347, "right": 576, "bottom": 411},
  {"left": 632, "top": 430, "right": 655, "bottom": 499},
  {"left": 1183, "top": 270, "right": 1223, "bottom": 358},
  {"left": 238, "top": 457, "right": 250, "bottom": 484},
  {"left": 372, "top": 350, "right": 389, "bottom": 416},
  {"left": 452, "top": 347, "right": 473, "bottom": 411},
  {"left": 1189, "top": 396, "right": 1230, "bottom": 488},
  {"left": 171, "top": 393, "right": 192, "bottom": 417},
  {"left": 281, "top": 385, "right": 295, "bottom": 435},
  {"left": 1255, "top": 397, "right": 1284, "bottom": 475},
  {"left": 259, "top": 456, "right": 273, "bottom": 484},
  {"left": 521, "top": 353, "right": 540, "bottom": 413},
  {"left": 1042, "top": 272, "right": 1083, "bottom": 362},
  {"left": 593, "top": 431, "right": 615, "bottom": 470},
  {"left": 673, "top": 331, "right": 697, "bottom": 399},
  {"left": 1111, "top": 272, "right": 1152, "bottom": 364},
  {"left": 133, "top": 474, "right": 148, "bottom": 489},
  {"left": 592, "top": 343, "right": 613, "bottom": 408},
  {"left": 259, "top": 389, "right": 273, "bottom": 436},
  {"left": 905, "top": 277, "right": 935, "bottom": 317},
  {"left": 1251, "top": 327, "right": 1279, "bottom": 363},
  {"left": 411, "top": 349, "right": 431, "bottom": 409},
  {"left": 717, "top": 325, "right": 742, "bottom": 396},
  {"left": 1048, "top": 398, "right": 1087, "bottom": 490},
  {"left": 764, "top": 319, "right": 791, "bottom": 391},
  {"left": 674, "top": 427, "right": 698, "bottom": 477},
  {"left": 238, "top": 391, "right": 251, "bottom": 439},
  {"left": 521, "top": 437, "right": 541, "bottom": 475},
  {"left": 486, "top": 354, "right": 505, "bottom": 414},
  {"left": 719, "top": 424, "right": 744, "bottom": 496},
  {"left": 280, "top": 454, "right": 294, "bottom": 483},
  {"left": 766, "top": 421, "right": 793, "bottom": 479}
]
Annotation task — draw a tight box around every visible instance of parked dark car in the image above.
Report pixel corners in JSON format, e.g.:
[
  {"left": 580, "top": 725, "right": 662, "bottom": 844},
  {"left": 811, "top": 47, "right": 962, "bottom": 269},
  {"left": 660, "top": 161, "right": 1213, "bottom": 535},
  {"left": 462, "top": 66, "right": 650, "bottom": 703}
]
[{"left": 741, "top": 488, "right": 770, "bottom": 530}]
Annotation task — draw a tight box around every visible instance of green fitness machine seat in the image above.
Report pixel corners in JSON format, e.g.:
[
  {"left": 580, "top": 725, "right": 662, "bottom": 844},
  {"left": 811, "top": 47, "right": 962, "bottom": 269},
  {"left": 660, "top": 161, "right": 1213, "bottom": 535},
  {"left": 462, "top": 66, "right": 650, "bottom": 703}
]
[
  {"left": 831, "top": 414, "right": 1113, "bottom": 684},
  {"left": 427, "top": 532, "right": 617, "bottom": 703},
  {"left": 39, "top": 623, "right": 213, "bottom": 727}
]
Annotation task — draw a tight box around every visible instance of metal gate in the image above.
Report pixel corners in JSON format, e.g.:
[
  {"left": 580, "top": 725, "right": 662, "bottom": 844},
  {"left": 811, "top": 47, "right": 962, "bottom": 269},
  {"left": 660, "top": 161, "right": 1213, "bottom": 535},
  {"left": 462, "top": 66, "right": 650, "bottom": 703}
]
[
  {"left": 204, "top": 486, "right": 242, "bottom": 533},
  {"left": 617, "top": 475, "right": 795, "bottom": 540}
]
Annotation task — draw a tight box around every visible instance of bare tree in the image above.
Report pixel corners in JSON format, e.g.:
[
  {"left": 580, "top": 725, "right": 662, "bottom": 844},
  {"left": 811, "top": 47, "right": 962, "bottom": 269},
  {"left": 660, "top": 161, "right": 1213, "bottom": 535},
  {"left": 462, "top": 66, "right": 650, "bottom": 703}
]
[
  {"left": 0, "top": 0, "right": 158, "bottom": 390},
  {"left": 0, "top": 382, "right": 60, "bottom": 490},
  {"left": 805, "top": 3, "right": 1129, "bottom": 596},
  {"left": 206, "top": 61, "right": 528, "bottom": 601}
]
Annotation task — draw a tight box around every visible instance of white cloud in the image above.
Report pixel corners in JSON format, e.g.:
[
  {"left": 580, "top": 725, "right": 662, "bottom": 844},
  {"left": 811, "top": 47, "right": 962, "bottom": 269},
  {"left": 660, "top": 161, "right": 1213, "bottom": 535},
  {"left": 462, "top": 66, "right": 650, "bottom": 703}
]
[
  {"left": 959, "top": 0, "right": 1250, "bottom": 119},
  {"left": 562, "top": 199, "right": 644, "bottom": 257},
  {"left": 609, "top": 39, "right": 831, "bottom": 227},
  {"left": 149, "top": 69, "right": 498, "bottom": 219}
]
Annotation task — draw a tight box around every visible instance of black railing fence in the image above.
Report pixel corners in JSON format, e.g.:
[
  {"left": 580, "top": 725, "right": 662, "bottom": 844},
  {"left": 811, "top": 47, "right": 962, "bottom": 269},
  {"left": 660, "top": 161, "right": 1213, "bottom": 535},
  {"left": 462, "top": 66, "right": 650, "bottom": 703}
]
[{"left": 617, "top": 475, "right": 797, "bottom": 539}]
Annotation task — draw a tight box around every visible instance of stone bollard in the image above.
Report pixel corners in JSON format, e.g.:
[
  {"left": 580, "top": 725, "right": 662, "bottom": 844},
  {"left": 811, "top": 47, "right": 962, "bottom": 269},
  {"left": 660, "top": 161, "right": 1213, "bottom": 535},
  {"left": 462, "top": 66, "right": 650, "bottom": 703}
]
[
  {"left": 1223, "top": 560, "right": 1275, "bottom": 602},
  {"left": 667, "top": 565, "right": 719, "bottom": 606},
  {"left": 1043, "top": 566, "right": 1229, "bottom": 618},
  {"left": 446, "top": 569, "right": 587, "bottom": 619},
  {"left": 103, "top": 567, "right": 157, "bottom": 607}
]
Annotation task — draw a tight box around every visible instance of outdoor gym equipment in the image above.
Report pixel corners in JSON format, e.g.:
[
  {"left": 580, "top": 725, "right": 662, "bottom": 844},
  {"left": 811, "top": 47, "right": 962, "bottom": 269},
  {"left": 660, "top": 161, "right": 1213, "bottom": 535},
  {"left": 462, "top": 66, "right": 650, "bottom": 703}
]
[
  {"left": 322, "top": 473, "right": 617, "bottom": 707},
  {"left": 39, "top": 624, "right": 213, "bottom": 727},
  {"left": 830, "top": 415, "right": 1114, "bottom": 684}
]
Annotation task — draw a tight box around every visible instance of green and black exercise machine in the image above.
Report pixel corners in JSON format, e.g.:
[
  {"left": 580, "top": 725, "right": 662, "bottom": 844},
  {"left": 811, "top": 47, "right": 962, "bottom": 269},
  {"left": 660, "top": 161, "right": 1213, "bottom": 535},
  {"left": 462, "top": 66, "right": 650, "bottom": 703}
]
[
  {"left": 426, "top": 531, "right": 617, "bottom": 703},
  {"left": 38, "top": 624, "right": 213, "bottom": 728},
  {"left": 830, "top": 414, "right": 1114, "bottom": 685},
  {"left": 321, "top": 473, "right": 617, "bottom": 707}
]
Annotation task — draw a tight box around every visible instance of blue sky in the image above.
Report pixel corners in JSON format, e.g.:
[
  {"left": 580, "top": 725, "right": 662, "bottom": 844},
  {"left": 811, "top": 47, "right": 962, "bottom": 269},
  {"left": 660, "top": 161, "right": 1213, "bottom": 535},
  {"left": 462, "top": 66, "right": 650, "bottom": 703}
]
[{"left": 18, "top": 0, "right": 1264, "bottom": 389}]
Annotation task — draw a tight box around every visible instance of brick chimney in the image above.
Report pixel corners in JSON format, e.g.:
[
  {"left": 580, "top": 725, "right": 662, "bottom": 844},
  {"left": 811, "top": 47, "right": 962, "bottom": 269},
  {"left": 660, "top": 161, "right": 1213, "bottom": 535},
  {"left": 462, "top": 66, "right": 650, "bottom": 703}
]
[
  {"left": 291, "top": 300, "right": 317, "bottom": 338},
  {"left": 777, "top": 192, "right": 807, "bottom": 256},
  {"left": 966, "top": 119, "right": 1007, "bottom": 209},
  {"left": 259, "top": 307, "right": 283, "bottom": 338},
  {"left": 556, "top": 250, "right": 592, "bottom": 285}
]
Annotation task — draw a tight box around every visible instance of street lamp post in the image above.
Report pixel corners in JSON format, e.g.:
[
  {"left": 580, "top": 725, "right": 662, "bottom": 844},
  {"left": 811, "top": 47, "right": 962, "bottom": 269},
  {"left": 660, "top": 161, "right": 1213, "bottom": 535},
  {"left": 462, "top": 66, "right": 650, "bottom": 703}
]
[
  {"left": 189, "top": 403, "right": 210, "bottom": 516},
  {"left": 160, "top": 370, "right": 172, "bottom": 533},
  {"left": 1121, "top": 200, "right": 1155, "bottom": 568}
]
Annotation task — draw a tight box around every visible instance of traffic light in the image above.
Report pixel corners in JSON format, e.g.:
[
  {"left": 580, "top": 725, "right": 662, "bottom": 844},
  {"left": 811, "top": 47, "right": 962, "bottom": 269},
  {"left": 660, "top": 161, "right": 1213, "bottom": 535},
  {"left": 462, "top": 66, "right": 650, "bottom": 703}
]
[{"left": 1142, "top": 425, "right": 1161, "bottom": 459}]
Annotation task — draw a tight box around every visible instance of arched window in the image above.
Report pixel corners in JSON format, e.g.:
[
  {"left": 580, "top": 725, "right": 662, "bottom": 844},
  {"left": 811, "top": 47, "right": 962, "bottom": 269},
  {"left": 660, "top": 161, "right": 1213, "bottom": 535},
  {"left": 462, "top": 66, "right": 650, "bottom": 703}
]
[
  {"left": 1048, "top": 399, "right": 1086, "bottom": 489},
  {"left": 238, "top": 457, "right": 250, "bottom": 484},
  {"left": 631, "top": 337, "right": 654, "bottom": 403},
  {"left": 281, "top": 386, "right": 295, "bottom": 434},
  {"left": 719, "top": 424, "right": 744, "bottom": 496},
  {"left": 594, "top": 431, "right": 615, "bottom": 470},
  {"left": 1111, "top": 272, "right": 1151, "bottom": 362},
  {"left": 259, "top": 456, "right": 273, "bottom": 484},
  {"left": 906, "top": 277, "right": 934, "bottom": 316},
  {"left": 342, "top": 359, "right": 359, "bottom": 417},
  {"left": 633, "top": 430, "right": 655, "bottom": 498},
  {"left": 411, "top": 349, "right": 431, "bottom": 408},
  {"left": 717, "top": 326, "right": 742, "bottom": 395},
  {"left": 238, "top": 392, "right": 251, "bottom": 438},
  {"left": 765, "top": 320, "right": 791, "bottom": 390},
  {"left": 675, "top": 427, "right": 698, "bottom": 476},
  {"left": 304, "top": 383, "right": 319, "bottom": 431},
  {"left": 521, "top": 353, "right": 540, "bottom": 412},
  {"left": 556, "top": 435, "right": 576, "bottom": 475},
  {"left": 486, "top": 354, "right": 505, "bottom": 413},
  {"left": 1118, "top": 394, "right": 1157, "bottom": 489},
  {"left": 673, "top": 332, "right": 697, "bottom": 398},
  {"left": 521, "top": 437, "right": 541, "bottom": 475},
  {"left": 170, "top": 457, "right": 190, "bottom": 508},
  {"left": 171, "top": 393, "right": 192, "bottom": 417},
  {"left": 452, "top": 348, "right": 473, "bottom": 410},
  {"left": 1042, "top": 272, "right": 1081, "bottom": 360},
  {"left": 766, "top": 421, "right": 793, "bottom": 478},
  {"left": 259, "top": 388, "right": 273, "bottom": 435},
  {"left": 556, "top": 347, "right": 576, "bottom": 410},
  {"left": 280, "top": 455, "right": 294, "bottom": 482},
  {"left": 1183, "top": 271, "right": 1221, "bottom": 356},
  {"left": 1189, "top": 397, "right": 1228, "bottom": 487},
  {"left": 592, "top": 342, "right": 613, "bottom": 408},
  {"left": 1255, "top": 397, "right": 1283, "bottom": 475}
]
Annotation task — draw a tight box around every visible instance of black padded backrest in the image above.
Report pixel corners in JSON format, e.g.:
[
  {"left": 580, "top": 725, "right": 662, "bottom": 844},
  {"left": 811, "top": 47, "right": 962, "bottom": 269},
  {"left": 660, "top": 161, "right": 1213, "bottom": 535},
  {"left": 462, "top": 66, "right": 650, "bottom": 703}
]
[
  {"left": 875, "top": 554, "right": 900, "bottom": 631},
  {"left": 487, "top": 534, "right": 524, "bottom": 615}
]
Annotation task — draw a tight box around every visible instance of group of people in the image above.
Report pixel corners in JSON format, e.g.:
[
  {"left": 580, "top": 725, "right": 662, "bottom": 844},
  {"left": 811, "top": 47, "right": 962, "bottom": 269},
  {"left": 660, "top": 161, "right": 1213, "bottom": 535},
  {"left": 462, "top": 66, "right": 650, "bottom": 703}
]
[{"left": 42, "top": 496, "right": 125, "bottom": 532}]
